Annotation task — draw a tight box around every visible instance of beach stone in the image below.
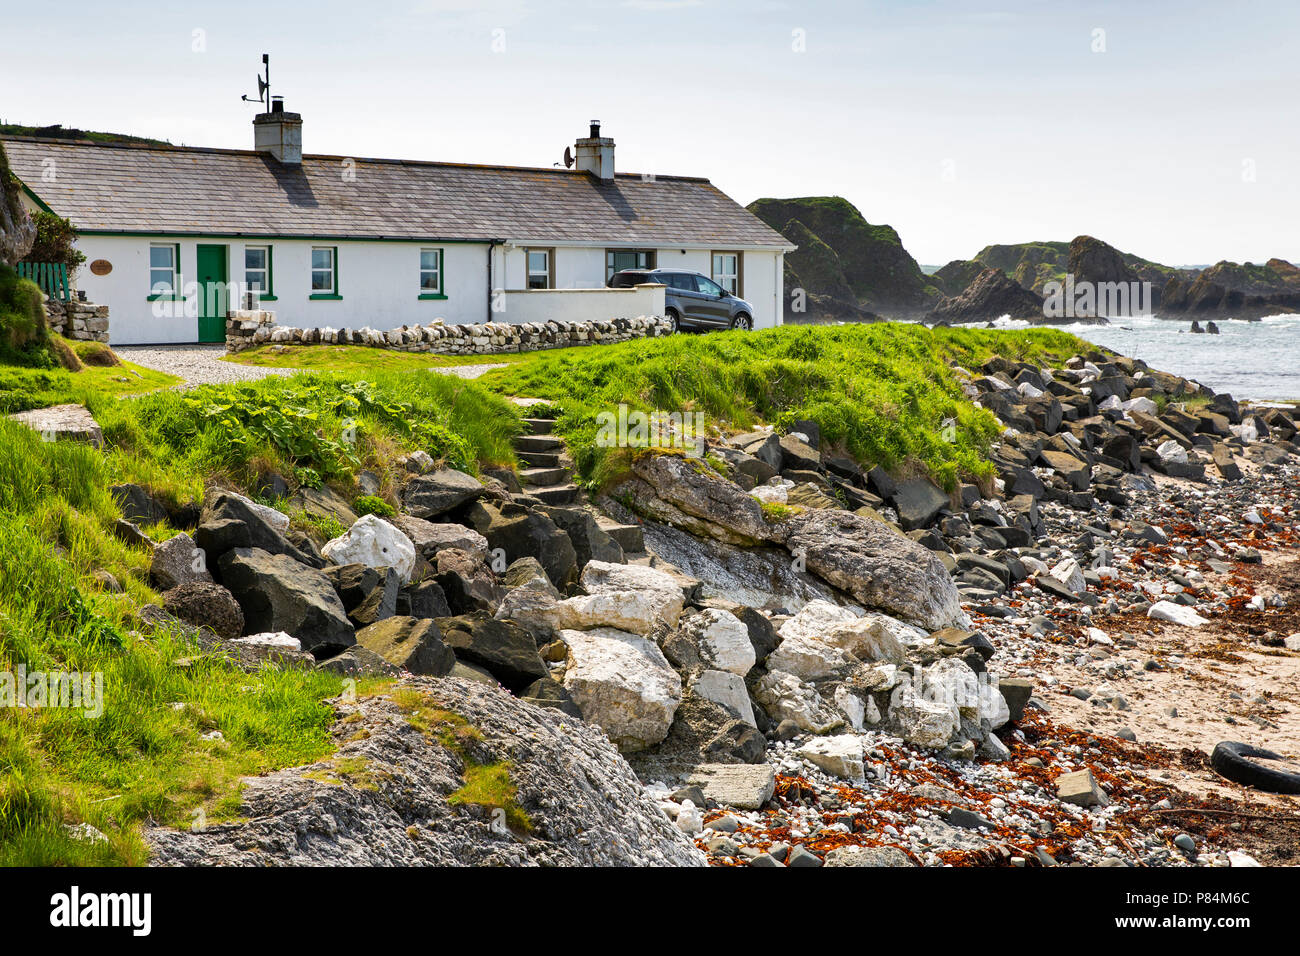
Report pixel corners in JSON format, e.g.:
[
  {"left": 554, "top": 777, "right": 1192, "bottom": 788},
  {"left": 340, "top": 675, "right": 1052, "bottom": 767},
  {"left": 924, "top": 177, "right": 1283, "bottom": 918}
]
[
  {"left": 679, "top": 608, "right": 756, "bottom": 676},
  {"left": 752, "top": 670, "right": 842, "bottom": 734},
  {"left": 162, "top": 582, "right": 244, "bottom": 640},
  {"left": 624, "top": 453, "right": 776, "bottom": 546},
  {"left": 691, "top": 670, "right": 756, "bottom": 726},
  {"left": 391, "top": 514, "right": 488, "bottom": 559},
  {"left": 1056, "top": 769, "right": 1109, "bottom": 807},
  {"left": 998, "top": 678, "right": 1034, "bottom": 722},
  {"left": 197, "top": 491, "right": 318, "bottom": 568},
  {"left": 796, "top": 734, "right": 865, "bottom": 781},
  {"left": 825, "top": 845, "right": 915, "bottom": 867},
  {"left": 218, "top": 547, "right": 355, "bottom": 655},
  {"left": 891, "top": 477, "right": 949, "bottom": 531},
  {"left": 289, "top": 485, "right": 358, "bottom": 529},
  {"left": 1147, "top": 600, "right": 1209, "bottom": 627},
  {"left": 780, "top": 509, "right": 963, "bottom": 630},
  {"left": 684, "top": 763, "right": 776, "bottom": 810},
  {"left": 436, "top": 612, "right": 547, "bottom": 693}
]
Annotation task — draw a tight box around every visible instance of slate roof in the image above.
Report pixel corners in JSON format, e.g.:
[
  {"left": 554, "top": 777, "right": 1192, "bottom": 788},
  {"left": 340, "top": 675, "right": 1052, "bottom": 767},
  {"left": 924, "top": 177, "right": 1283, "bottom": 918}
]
[{"left": 3, "top": 136, "right": 790, "bottom": 248}]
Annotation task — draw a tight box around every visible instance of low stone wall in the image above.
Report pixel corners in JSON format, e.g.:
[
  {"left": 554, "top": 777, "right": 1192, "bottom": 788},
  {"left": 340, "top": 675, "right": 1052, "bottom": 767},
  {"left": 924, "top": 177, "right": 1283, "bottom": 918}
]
[
  {"left": 225, "top": 310, "right": 671, "bottom": 355},
  {"left": 46, "top": 298, "right": 109, "bottom": 343}
]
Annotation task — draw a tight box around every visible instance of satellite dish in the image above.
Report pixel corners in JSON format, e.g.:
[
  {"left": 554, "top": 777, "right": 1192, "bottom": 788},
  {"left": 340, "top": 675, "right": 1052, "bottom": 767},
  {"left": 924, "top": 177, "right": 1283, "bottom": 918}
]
[
  {"left": 258, "top": 77, "right": 268, "bottom": 97},
  {"left": 563, "top": 146, "right": 574, "bottom": 168}
]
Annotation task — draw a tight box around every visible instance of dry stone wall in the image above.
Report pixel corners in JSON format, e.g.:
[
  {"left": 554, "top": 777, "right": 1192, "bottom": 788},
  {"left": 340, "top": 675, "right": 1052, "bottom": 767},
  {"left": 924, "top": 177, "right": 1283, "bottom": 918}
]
[
  {"left": 225, "top": 310, "right": 671, "bottom": 355},
  {"left": 45, "top": 298, "right": 110, "bottom": 343}
]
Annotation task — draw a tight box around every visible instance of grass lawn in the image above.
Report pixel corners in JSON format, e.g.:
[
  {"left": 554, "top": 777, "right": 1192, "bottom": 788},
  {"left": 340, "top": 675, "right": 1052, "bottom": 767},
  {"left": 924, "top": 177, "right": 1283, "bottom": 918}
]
[
  {"left": 225, "top": 343, "right": 545, "bottom": 373},
  {"left": 0, "top": 339, "right": 180, "bottom": 415}
]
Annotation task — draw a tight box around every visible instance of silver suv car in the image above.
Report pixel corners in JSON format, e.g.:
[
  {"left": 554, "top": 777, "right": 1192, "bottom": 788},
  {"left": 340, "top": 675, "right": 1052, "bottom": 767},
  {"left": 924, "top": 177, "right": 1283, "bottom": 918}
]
[{"left": 609, "top": 268, "right": 755, "bottom": 332}]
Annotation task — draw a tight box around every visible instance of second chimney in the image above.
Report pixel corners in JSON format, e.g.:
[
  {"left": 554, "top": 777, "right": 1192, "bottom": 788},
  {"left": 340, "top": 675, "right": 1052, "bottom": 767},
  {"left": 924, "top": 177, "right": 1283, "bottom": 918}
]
[
  {"left": 254, "top": 97, "right": 303, "bottom": 165},
  {"left": 574, "top": 119, "right": 614, "bottom": 183}
]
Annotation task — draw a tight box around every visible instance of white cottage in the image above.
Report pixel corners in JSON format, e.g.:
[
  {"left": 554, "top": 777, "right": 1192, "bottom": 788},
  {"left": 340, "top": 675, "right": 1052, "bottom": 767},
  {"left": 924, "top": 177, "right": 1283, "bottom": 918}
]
[{"left": 4, "top": 111, "right": 792, "bottom": 345}]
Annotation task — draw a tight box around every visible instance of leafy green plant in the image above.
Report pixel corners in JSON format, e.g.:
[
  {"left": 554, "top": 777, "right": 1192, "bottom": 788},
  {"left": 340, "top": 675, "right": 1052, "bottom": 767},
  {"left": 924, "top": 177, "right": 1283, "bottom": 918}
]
[
  {"left": 354, "top": 495, "right": 394, "bottom": 518},
  {"left": 21, "top": 211, "right": 87, "bottom": 280}
]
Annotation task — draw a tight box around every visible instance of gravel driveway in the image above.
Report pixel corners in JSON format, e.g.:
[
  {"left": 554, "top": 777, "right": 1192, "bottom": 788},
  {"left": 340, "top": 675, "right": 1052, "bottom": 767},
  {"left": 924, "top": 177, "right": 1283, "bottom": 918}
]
[
  {"left": 115, "top": 345, "right": 297, "bottom": 387},
  {"left": 116, "top": 346, "right": 509, "bottom": 388}
]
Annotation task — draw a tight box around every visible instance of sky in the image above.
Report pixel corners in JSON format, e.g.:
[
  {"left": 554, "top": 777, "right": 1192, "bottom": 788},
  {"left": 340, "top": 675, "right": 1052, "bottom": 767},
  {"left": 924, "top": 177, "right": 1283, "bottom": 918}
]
[{"left": 3, "top": 0, "right": 1297, "bottom": 266}]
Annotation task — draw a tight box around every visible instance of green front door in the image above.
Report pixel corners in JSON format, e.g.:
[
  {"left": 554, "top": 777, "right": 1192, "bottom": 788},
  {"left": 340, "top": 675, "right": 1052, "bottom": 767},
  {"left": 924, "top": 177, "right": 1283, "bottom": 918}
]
[{"left": 196, "top": 244, "right": 228, "bottom": 343}]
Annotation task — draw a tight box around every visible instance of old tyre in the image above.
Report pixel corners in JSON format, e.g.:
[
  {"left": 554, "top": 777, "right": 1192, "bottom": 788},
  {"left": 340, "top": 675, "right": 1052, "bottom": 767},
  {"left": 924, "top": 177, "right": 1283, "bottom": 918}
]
[{"left": 1210, "top": 740, "right": 1300, "bottom": 794}]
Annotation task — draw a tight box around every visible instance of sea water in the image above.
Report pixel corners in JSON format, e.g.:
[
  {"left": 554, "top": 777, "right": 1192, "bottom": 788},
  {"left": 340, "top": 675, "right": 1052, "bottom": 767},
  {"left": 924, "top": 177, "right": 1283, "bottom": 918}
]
[{"left": 983, "top": 313, "right": 1300, "bottom": 401}]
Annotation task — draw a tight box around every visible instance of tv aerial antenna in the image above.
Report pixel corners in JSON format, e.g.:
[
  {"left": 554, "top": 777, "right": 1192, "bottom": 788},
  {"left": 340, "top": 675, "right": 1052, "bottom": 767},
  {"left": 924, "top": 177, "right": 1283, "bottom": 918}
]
[{"left": 241, "top": 54, "right": 271, "bottom": 110}]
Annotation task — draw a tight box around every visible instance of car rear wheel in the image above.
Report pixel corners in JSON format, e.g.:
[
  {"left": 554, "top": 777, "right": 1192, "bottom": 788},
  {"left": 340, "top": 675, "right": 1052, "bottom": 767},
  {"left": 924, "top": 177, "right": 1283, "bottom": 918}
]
[
  {"left": 731, "top": 313, "right": 752, "bottom": 331},
  {"left": 665, "top": 310, "right": 680, "bottom": 333}
]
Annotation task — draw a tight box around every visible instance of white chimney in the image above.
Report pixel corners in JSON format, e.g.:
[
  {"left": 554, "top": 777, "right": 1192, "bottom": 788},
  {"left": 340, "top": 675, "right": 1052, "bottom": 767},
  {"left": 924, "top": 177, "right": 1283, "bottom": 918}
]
[
  {"left": 253, "top": 97, "right": 302, "bottom": 165},
  {"left": 574, "top": 120, "right": 614, "bottom": 183}
]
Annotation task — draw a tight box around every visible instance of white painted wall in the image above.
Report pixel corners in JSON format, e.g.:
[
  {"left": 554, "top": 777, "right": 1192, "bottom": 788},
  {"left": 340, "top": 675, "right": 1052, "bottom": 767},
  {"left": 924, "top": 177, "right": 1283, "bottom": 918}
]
[
  {"left": 68, "top": 235, "right": 785, "bottom": 344},
  {"left": 493, "top": 243, "right": 785, "bottom": 328},
  {"left": 498, "top": 284, "right": 665, "bottom": 324},
  {"left": 71, "top": 236, "right": 494, "bottom": 345}
]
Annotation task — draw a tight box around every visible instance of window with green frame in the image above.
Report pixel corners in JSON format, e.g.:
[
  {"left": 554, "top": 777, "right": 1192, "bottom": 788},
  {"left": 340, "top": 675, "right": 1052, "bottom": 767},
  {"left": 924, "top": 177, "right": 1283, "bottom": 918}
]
[
  {"left": 418, "top": 248, "right": 445, "bottom": 299},
  {"left": 245, "top": 245, "right": 275, "bottom": 301},
  {"left": 310, "top": 246, "right": 340, "bottom": 299},
  {"left": 148, "top": 243, "right": 182, "bottom": 299}
]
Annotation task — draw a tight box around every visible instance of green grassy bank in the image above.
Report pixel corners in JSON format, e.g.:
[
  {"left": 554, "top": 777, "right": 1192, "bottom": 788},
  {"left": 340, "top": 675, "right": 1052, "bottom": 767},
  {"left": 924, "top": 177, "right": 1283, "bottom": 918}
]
[{"left": 479, "top": 323, "right": 1087, "bottom": 490}]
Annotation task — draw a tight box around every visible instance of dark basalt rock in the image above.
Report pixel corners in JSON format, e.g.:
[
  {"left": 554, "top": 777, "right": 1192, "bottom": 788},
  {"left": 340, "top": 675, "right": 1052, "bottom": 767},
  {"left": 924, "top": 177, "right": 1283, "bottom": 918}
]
[{"left": 218, "top": 547, "right": 355, "bottom": 655}]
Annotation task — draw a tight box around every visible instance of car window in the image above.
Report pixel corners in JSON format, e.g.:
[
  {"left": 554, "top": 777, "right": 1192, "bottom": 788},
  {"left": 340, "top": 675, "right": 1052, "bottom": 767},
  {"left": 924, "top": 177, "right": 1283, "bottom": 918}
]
[
  {"left": 695, "top": 275, "right": 723, "bottom": 296},
  {"left": 666, "top": 273, "right": 693, "bottom": 292}
]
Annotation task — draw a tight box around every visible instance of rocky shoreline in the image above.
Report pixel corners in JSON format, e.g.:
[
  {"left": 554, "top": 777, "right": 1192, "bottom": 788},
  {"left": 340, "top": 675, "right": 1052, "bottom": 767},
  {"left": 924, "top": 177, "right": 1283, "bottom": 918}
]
[{"left": 76, "top": 344, "right": 1299, "bottom": 868}]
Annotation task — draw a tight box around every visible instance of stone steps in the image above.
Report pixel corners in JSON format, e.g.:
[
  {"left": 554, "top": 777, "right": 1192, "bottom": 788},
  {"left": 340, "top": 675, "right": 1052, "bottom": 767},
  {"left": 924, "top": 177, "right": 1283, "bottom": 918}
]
[
  {"left": 520, "top": 466, "right": 572, "bottom": 487},
  {"left": 530, "top": 484, "right": 582, "bottom": 505},
  {"left": 512, "top": 418, "right": 579, "bottom": 504},
  {"left": 522, "top": 417, "right": 555, "bottom": 435},
  {"left": 517, "top": 450, "right": 562, "bottom": 468},
  {"left": 514, "top": 434, "right": 564, "bottom": 454}
]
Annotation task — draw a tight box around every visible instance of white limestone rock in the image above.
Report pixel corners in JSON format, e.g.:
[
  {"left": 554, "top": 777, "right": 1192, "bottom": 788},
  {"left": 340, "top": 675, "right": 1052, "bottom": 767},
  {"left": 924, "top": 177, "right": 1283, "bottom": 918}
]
[
  {"left": 322, "top": 514, "right": 418, "bottom": 585},
  {"left": 833, "top": 685, "right": 866, "bottom": 731},
  {"left": 752, "top": 670, "right": 842, "bottom": 734},
  {"left": 1049, "top": 557, "right": 1087, "bottom": 595},
  {"left": 1147, "top": 600, "right": 1210, "bottom": 628},
  {"left": 891, "top": 694, "right": 960, "bottom": 749},
  {"left": 580, "top": 561, "right": 685, "bottom": 627},
  {"left": 778, "top": 600, "right": 859, "bottom": 643},
  {"left": 231, "top": 631, "right": 302, "bottom": 651},
  {"left": 691, "top": 669, "right": 756, "bottom": 726},
  {"left": 559, "top": 627, "right": 682, "bottom": 753},
  {"left": 679, "top": 608, "right": 755, "bottom": 675},
  {"left": 796, "top": 734, "right": 865, "bottom": 781},
  {"left": 556, "top": 590, "right": 681, "bottom": 636},
  {"left": 1156, "top": 440, "right": 1188, "bottom": 464},
  {"left": 1122, "top": 396, "right": 1158, "bottom": 416},
  {"left": 675, "top": 799, "right": 703, "bottom": 835},
  {"left": 766, "top": 632, "right": 853, "bottom": 680}
]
